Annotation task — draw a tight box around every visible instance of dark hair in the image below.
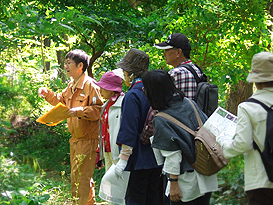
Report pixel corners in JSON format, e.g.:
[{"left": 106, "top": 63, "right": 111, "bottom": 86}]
[
  {"left": 65, "top": 49, "right": 90, "bottom": 72},
  {"left": 173, "top": 47, "right": 190, "bottom": 59},
  {"left": 255, "top": 81, "right": 273, "bottom": 88},
  {"left": 142, "top": 69, "right": 185, "bottom": 110},
  {"left": 182, "top": 49, "right": 190, "bottom": 59}
]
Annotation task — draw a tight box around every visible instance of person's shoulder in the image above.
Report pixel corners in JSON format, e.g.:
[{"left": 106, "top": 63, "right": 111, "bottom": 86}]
[
  {"left": 84, "top": 75, "right": 100, "bottom": 88},
  {"left": 85, "top": 75, "right": 96, "bottom": 83}
]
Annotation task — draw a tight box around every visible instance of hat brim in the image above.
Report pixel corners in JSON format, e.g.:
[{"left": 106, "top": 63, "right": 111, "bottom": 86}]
[
  {"left": 116, "top": 61, "right": 132, "bottom": 72},
  {"left": 154, "top": 42, "right": 173, "bottom": 50},
  {"left": 246, "top": 72, "right": 273, "bottom": 83}
]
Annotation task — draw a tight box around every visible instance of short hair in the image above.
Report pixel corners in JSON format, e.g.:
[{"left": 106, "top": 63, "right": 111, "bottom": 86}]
[
  {"left": 142, "top": 69, "right": 185, "bottom": 110},
  {"left": 182, "top": 49, "right": 190, "bottom": 59},
  {"left": 65, "top": 49, "right": 90, "bottom": 72},
  {"left": 173, "top": 47, "right": 190, "bottom": 59},
  {"left": 255, "top": 81, "right": 273, "bottom": 89}
]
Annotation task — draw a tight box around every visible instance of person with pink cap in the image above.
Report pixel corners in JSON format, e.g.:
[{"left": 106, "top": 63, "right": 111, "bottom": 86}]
[
  {"left": 87, "top": 71, "right": 124, "bottom": 204},
  {"left": 95, "top": 71, "right": 124, "bottom": 172}
]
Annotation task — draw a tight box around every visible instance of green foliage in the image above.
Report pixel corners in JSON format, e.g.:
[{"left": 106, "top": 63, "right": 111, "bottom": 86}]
[
  {"left": 10, "top": 121, "right": 71, "bottom": 173},
  {"left": 1, "top": 0, "right": 273, "bottom": 204},
  {"left": 213, "top": 155, "right": 247, "bottom": 204},
  {"left": 0, "top": 144, "right": 73, "bottom": 204},
  {"left": 0, "top": 78, "right": 19, "bottom": 118},
  {"left": 0, "top": 147, "right": 51, "bottom": 204}
]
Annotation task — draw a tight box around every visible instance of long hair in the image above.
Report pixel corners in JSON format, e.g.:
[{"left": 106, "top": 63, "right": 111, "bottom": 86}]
[{"left": 142, "top": 69, "right": 184, "bottom": 110}]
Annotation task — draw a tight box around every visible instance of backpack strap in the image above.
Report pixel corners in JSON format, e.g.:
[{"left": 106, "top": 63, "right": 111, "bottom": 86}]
[
  {"left": 181, "top": 64, "right": 208, "bottom": 83},
  {"left": 245, "top": 98, "right": 270, "bottom": 111},
  {"left": 155, "top": 99, "right": 203, "bottom": 137},
  {"left": 155, "top": 99, "right": 203, "bottom": 165},
  {"left": 245, "top": 98, "right": 270, "bottom": 152},
  {"left": 187, "top": 99, "right": 203, "bottom": 127},
  {"left": 181, "top": 64, "right": 201, "bottom": 84},
  {"left": 156, "top": 112, "right": 196, "bottom": 136}
]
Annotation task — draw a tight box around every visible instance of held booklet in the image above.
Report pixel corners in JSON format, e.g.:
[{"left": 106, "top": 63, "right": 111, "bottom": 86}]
[
  {"left": 36, "top": 102, "right": 69, "bottom": 126},
  {"left": 203, "top": 107, "right": 237, "bottom": 142}
]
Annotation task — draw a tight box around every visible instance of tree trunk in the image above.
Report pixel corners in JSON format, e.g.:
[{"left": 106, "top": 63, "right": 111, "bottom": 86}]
[
  {"left": 87, "top": 49, "right": 104, "bottom": 78},
  {"left": 44, "top": 38, "right": 51, "bottom": 71},
  {"left": 57, "top": 50, "right": 67, "bottom": 83},
  {"left": 267, "top": 2, "right": 273, "bottom": 50},
  {"left": 226, "top": 80, "right": 253, "bottom": 115},
  {"left": 56, "top": 35, "right": 69, "bottom": 83}
]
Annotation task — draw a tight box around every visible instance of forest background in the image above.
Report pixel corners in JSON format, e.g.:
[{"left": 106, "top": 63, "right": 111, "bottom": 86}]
[{"left": 1, "top": 0, "right": 272, "bottom": 204}]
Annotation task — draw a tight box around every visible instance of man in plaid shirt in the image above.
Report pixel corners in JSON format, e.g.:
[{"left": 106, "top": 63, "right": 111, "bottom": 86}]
[{"left": 154, "top": 33, "right": 202, "bottom": 100}]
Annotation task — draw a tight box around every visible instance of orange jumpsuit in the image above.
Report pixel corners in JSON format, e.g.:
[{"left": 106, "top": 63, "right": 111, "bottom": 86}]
[{"left": 44, "top": 73, "right": 103, "bottom": 205}]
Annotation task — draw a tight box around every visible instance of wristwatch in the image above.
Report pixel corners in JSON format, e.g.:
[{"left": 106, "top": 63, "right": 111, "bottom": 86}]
[{"left": 168, "top": 178, "right": 178, "bottom": 182}]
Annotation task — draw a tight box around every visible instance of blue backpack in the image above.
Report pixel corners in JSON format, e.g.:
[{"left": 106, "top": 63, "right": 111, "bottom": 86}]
[{"left": 246, "top": 98, "right": 273, "bottom": 182}]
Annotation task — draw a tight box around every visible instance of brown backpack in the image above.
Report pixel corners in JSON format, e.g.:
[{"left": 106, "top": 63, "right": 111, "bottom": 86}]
[{"left": 156, "top": 100, "right": 229, "bottom": 176}]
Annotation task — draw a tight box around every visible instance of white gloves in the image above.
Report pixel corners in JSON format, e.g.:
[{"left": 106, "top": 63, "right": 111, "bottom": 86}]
[{"left": 114, "top": 158, "right": 128, "bottom": 180}]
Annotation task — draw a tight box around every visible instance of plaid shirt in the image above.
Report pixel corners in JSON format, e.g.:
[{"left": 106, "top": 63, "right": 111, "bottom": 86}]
[{"left": 168, "top": 60, "right": 202, "bottom": 100}]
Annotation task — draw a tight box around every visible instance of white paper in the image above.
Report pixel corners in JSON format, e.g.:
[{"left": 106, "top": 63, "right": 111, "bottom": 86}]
[
  {"left": 99, "top": 164, "right": 130, "bottom": 205},
  {"left": 203, "top": 107, "right": 237, "bottom": 142}
]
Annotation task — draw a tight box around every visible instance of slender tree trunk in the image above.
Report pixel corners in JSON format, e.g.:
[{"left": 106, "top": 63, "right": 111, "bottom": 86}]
[
  {"left": 44, "top": 38, "right": 51, "bottom": 71},
  {"left": 57, "top": 50, "right": 67, "bottom": 82},
  {"left": 40, "top": 36, "right": 46, "bottom": 73},
  {"left": 267, "top": 2, "right": 273, "bottom": 50},
  {"left": 56, "top": 34, "right": 69, "bottom": 83},
  {"left": 87, "top": 49, "right": 104, "bottom": 78}
]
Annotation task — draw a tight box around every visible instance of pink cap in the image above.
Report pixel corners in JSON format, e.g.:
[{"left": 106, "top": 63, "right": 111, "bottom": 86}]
[{"left": 95, "top": 71, "right": 122, "bottom": 92}]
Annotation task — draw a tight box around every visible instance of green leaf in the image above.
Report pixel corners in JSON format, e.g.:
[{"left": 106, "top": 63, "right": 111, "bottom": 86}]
[{"left": 59, "top": 23, "right": 76, "bottom": 32}]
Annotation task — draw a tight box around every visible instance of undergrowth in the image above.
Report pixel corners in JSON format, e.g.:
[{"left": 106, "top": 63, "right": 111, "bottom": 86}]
[{"left": 0, "top": 118, "right": 107, "bottom": 204}]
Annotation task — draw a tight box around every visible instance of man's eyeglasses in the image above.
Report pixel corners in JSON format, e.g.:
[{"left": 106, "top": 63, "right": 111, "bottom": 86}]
[{"left": 64, "top": 61, "right": 76, "bottom": 66}]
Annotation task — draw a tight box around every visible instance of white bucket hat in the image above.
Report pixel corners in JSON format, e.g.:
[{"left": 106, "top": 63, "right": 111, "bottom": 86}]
[{"left": 247, "top": 51, "right": 273, "bottom": 83}]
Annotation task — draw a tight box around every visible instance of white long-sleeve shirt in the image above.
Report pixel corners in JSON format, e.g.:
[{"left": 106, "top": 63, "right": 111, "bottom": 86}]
[
  {"left": 161, "top": 150, "right": 218, "bottom": 202},
  {"left": 221, "top": 87, "right": 273, "bottom": 191}
]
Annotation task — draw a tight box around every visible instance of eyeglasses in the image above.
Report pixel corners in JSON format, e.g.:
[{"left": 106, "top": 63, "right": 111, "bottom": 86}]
[{"left": 64, "top": 61, "right": 76, "bottom": 66}]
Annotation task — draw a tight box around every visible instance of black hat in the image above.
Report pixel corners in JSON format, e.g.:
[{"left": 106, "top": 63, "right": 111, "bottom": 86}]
[{"left": 154, "top": 33, "right": 191, "bottom": 51}]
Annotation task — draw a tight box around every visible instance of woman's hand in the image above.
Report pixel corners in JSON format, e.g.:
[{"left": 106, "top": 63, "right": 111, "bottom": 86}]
[{"left": 170, "top": 180, "right": 182, "bottom": 202}]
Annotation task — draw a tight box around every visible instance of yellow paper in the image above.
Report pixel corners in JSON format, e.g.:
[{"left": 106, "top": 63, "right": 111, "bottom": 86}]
[{"left": 36, "top": 102, "right": 69, "bottom": 126}]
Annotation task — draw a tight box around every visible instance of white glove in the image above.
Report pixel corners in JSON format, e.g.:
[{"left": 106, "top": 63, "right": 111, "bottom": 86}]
[{"left": 114, "top": 159, "right": 127, "bottom": 180}]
